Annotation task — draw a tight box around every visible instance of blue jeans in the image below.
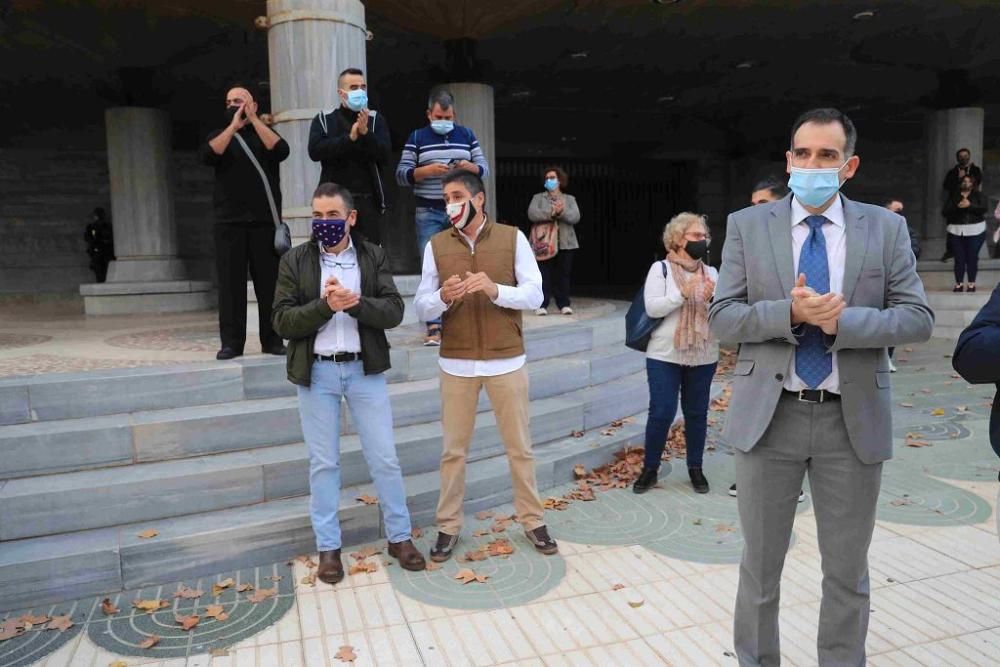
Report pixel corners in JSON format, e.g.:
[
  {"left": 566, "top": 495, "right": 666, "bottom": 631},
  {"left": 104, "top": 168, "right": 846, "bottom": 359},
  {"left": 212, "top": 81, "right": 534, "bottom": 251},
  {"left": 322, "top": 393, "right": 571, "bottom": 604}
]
[
  {"left": 297, "top": 360, "right": 412, "bottom": 551},
  {"left": 643, "top": 358, "right": 717, "bottom": 471},
  {"left": 415, "top": 207, "right": 451, "bottom": 328}
]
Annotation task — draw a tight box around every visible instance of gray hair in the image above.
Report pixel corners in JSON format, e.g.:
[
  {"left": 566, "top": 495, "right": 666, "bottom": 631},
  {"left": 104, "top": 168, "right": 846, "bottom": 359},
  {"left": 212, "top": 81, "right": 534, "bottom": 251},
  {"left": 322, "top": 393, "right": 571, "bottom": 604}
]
[{"left": 428, "top": 88, "right": 455, "bottom": 112}]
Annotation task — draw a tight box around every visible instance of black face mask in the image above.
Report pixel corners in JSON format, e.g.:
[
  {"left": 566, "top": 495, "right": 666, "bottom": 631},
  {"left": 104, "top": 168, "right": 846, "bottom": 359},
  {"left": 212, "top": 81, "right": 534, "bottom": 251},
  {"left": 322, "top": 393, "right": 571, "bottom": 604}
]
[
  {"left": 225, "top": 106, "right": 241, "bottom": 123},
  {"left": 685, "top": 239, "right": 709, "bottom": 261}
]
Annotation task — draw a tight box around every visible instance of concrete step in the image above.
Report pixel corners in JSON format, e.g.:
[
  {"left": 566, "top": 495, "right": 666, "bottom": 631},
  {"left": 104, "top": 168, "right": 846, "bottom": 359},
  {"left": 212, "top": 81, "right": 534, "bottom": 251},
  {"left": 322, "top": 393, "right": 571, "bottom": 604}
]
[
  {"left": 932, "top": 325, "right": 966, "bottom": 340},
  {"left": 918, "top": 259, "right": 1000, "bottom": 291},
  {"left": 924, "top": 290, "right": 990, "bottom": 311},
  {"left": 0, "top": 305, "right": 629, "bottom": 427},
  {"left": 1, "top": 351, "right": 641, "bottom": 480},
  {"left": 932, "top": 309, "right": 978, "bottom": 328},
  {"left": 247, "top": 274, "right": 420, "bottom": 303},
  {"left": 0, "top": 412, "right": 650, "bottom": 611}
]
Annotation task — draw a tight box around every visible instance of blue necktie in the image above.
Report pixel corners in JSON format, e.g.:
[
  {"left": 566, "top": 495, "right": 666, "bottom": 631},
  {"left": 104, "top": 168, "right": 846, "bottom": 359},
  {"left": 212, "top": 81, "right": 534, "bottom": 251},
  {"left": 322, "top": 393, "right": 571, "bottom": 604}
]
[{"left": 795, "top": 215, "right": 833, "bottom": 389}]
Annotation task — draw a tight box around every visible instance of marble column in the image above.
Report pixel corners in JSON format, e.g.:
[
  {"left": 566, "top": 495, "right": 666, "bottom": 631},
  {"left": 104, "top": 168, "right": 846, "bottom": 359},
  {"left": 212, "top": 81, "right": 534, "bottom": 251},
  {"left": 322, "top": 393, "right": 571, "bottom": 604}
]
[
  {"left": 80, "top": 107, "right": 213, "bottom": 314},
  {"left": 448, "top": 82, "right": 497, "bottom": 221},
  {"left": 266, "top": 0, "right": 368, "bottom": 245},
  {"left": 923, "top": 107, "right": 985, "bottom": 257}
]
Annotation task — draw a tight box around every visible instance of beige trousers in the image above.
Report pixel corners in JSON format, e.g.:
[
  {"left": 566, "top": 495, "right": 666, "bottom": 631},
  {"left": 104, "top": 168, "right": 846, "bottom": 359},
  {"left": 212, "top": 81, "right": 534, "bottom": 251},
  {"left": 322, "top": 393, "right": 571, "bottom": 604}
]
[{"left": 435, "top": 367, "right": 546, "bottom": 534}]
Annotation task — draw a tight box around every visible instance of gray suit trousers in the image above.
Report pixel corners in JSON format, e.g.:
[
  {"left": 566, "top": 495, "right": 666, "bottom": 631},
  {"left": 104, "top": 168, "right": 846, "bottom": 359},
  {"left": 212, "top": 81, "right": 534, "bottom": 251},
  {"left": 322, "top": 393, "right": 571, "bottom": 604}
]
[{"left": 734, "top": 393, "right": 882, "bottom": 667}]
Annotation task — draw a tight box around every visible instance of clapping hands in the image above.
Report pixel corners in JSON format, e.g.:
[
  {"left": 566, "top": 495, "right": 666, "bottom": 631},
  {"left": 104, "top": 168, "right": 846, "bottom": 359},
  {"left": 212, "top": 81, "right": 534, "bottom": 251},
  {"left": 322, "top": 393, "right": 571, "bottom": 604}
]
[
  {"left": 790, "top": 273, "right": 844, "bottom": 335},
  {"left": 323, "top": 276, "right": 361, "bottom": 312}
]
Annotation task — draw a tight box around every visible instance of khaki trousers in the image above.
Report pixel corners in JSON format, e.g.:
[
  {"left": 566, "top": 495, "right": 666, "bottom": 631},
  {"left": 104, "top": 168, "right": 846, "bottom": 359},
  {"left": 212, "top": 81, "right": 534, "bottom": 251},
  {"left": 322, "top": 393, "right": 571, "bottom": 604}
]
[{"left": 436, "top": 367, "right": 546, "bottom": 534}]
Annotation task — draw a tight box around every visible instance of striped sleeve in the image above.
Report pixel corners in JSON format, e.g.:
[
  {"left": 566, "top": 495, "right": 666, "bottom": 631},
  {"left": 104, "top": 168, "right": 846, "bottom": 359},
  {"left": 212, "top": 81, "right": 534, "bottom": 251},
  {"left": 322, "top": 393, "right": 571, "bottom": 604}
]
[
  {"left": 396, "top": 131, "right": 419, "bottom": 186},
  {"left": 469, "top": 130, "right": 489, "bottom": 178}
]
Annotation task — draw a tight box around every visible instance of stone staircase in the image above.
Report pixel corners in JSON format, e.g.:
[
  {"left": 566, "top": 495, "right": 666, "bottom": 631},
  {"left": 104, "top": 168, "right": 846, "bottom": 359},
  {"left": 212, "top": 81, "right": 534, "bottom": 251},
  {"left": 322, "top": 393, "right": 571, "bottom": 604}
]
[
  {"left": 925, "top": 290, "right": 988, "bottom": 340},
  {"left": 0, "top": 299, "right": 654, "bottom": 612},
  {"left": 917, "top": 258, "right": 1000, "bottom": 291}
]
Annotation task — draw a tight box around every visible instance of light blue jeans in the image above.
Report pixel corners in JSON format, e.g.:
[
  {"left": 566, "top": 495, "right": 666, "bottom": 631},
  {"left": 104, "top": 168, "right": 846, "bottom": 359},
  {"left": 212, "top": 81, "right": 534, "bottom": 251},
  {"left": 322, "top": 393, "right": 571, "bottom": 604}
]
[
  {"left": 415, "top": 206, "right": 452, "bottom": 328},
  {"left": 297, "top": 360, "right": 412, "bottom": 551}
]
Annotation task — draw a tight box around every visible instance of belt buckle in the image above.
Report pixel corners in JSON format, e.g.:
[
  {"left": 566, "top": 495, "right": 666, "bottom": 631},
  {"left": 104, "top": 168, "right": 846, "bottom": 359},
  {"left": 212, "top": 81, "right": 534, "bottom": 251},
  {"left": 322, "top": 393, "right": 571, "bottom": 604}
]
[{"left": 797, "top": 389, "right": 823, "bottom": 404}]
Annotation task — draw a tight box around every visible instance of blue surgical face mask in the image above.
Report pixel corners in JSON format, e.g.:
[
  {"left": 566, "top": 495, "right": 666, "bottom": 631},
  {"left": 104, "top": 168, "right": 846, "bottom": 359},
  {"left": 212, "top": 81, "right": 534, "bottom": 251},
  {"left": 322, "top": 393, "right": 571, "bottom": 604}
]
[
  {"left": 787, "top": 162, "right": 848, "bottom": 208},
  {"left": 430, "top": 119, "right": 454, "bottom": 135},
  {"left": 345, "top": 89, "right": 368, "bottom": 112},
  {"left": 544, "top": 178, "right": 559, "bottom": 192}
]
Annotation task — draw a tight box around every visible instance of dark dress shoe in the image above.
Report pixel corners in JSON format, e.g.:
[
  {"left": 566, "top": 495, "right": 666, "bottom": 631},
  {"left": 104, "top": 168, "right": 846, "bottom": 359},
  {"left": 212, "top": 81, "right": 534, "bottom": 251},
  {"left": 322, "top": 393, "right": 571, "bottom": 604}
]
[
  {"left": 263, "top": 343, "right": 287, "bottom": 356},
  {"left": 387, "top": 539, "right": 426, "bottom": 571},
  {"left": 689, "top": 467, "right": 710, "bottom": 494},
  {"left": 429, "top": 531, "right": 459, "bottom": 562},
  {"left": 317, "top": 549, "right": 344, "bottom": 584},
  {"left": 525, "top": 525, "right": 559, "bottom": 555},
  {"left": 216, "top": 347, "right": 243, "bottom": 360},
  {"left": 632, "top": 467, "right": 658, "bottom": 494}
]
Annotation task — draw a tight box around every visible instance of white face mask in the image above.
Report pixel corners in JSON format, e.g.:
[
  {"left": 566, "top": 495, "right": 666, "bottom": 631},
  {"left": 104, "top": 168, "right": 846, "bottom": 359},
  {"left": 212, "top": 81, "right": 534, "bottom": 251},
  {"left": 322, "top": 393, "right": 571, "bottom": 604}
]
[{"left": 446, "top": 199, "right": 476, "bottom": 230}]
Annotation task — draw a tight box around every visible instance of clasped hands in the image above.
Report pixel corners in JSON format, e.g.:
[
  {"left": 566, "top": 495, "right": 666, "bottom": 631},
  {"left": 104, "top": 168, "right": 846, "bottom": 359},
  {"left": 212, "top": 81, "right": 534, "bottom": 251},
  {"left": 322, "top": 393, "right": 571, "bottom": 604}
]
[
  {"left": 440, "top": 271, "right": 499, "bottom": 305},
  {"left": 790, "top": 273, "right": 843, "bottom": 335},
  {"left": 322, "top": 276, "right": 360, "bottom": 312}
]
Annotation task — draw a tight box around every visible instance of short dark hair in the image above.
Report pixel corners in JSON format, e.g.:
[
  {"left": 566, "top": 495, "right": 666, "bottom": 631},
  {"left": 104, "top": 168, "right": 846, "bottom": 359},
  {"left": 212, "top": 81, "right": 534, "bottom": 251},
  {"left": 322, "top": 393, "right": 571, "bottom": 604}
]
[
  {"left": 338, "top": 68, "right": 365, "bottom": 86},
  {"left": 543, "top": 165, "right": 569, "bottom": 189},
  {"left": 312, "top": 182, "right": 355, "bottom": 211},
  {"left": 790, "top": 107, "right": 857, "bottom": 157},
  {"left": 428, "top": 87, "right": 455, "bottom": 111},
  {"left": 442, "top": 169, "right": 485, "bottom": 198},
  {"left": 956, "top": 147, "right": 971, "bottom": 158},
  {"left": 752, "top": 176, "right": 789, "bottom": 198}
]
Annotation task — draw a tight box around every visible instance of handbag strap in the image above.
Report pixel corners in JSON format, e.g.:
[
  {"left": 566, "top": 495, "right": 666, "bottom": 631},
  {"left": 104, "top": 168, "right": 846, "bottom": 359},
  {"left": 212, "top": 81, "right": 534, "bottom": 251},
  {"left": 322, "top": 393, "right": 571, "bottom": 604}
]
[{"left": 233, "top": 133, "right": 281, "bottom": 229}]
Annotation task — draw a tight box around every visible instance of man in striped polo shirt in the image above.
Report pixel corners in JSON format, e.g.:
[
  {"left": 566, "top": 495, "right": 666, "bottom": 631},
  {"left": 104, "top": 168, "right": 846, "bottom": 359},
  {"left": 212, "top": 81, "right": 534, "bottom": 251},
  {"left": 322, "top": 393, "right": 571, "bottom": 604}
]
[{"left": 396, "top": 88, "right": 490, "bottom": 346}]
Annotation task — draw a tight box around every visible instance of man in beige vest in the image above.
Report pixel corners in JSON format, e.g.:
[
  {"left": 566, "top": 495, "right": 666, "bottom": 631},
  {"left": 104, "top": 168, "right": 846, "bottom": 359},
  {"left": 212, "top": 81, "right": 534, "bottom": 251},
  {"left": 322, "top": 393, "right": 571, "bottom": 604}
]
[{"left": 414, "top": 170, "right": 558, "bottom": 561}]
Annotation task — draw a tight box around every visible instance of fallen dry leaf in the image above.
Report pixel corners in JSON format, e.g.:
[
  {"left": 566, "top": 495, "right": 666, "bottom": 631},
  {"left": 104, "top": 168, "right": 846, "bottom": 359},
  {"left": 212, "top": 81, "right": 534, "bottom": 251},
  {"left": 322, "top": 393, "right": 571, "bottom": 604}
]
[
  {"left": 956, "top": 405, "right": 969, "bottom": 413},
  {"left": 334, "top": 645, "right": 357, "bottom": 662},
  {"left": 570, "top": 430, "right": 585, "bottom": 438},
  {"left": 236, "top": 583, "right": 254, "bottom": 593},
  {"left": 348, "top": 561, "right": 379, "bottom": 575},
  {"left": 425, "top": 562, "right": 442, "bottom": 571},
  {"left": 461, "top": 548, "right": 489, "bottom": 562},
  {"left": 174, "top": 585, "right": 203, "bottom": 599},
  {"left": 903, "top": 347, "right": 913, "bottom": 353},
  {"left": 138, "top": 635, "right": 161, "bottom": 649},
  {"left": 474, "top": 510, "right": 495, "bottom": 521},
  {"left": 350, "top": 546, "right": 383, "bottom": 561},
  {"left": 212, "top": 578, "right": 236, "bottom": 596},
  {"left": 890, "top": 498, "right": 913, "bottom": 507},
  {"left": 486, "top": 539, "right": 515, "bottom": 557},
  {"left": 714, "top": 523, "right": 737, "bottom": 534},
  {"left": 265, "top": 575, "right": 283, "bottom": 582},
  {"left": 18, "top": 614, "right": 49, "bottom": 626},
  {"left": 573, "top": 464, "right": 588, "bottom": 479},
  {"left": 612, "top": 584, "right": 625, "bottom": 591},
  {"left": 411, "top": 527, "right": 423, "bottom": 539},
  {"left": 110, "top": 661, "right": 129, "bottom": 667},
  {"left": 204, "top": 605, "right": 228, "bottom": 622},
  {"left": 246, "top": 587, "right": 277, "bottom": 604},
  {"left": 898, "top": 402, "right": 914, "bottom": 408},
  {"left": 930, "top": 408, "right": 946, "bottom": 416},
  {"left": 101, "top": 598, "right": 120, "bottom": 615},
  {"left": 543, "top": 497, "right": 570, "bottom": 510},
  {"left": 454, "top": 568, "right": 489, "bottom": 584},
  {"left": 950, "top": 372, "right": 962, "bottom": 379},
  {"left": 175, "top": 614, "right": 200, "bottom": 631},
  {"left": 472, "top": 529, "right": 490, "bottom": 537},
  {"left": 47, "top": 615, "right": 74, "bottom": 632},
  {"left": 136, "top": 528, "right": 159, "bottom": 539},
  {"left": 209, "top": 648, "right": 229, "bottom": 657},
  {"left": 356, "top": 494, "right": 378, "bottom": 505},
  {"left": 132, "top": 599, "right": 170, "bottom": 613},
  {"left": 906, "top": 440, "right": 932, "bottom": 448},
  {"left": 300, "top": 572, "right": 317, "bottom": 587},
  {"left": 0, "top": 619, "right": 25, "bottom": 642},
  {"left": 920, "top": 388, "right": 931, "bottom": 394},
  {"left": 491, "top": 519, "right": 512, "bottom": 533}
]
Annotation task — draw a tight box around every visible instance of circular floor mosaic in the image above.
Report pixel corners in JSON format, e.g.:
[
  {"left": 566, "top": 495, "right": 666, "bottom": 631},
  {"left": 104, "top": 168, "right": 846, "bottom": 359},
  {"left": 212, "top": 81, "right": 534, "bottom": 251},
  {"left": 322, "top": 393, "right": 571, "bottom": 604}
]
[
  {"left": 0, "top": 333, "right": 52, "bottom": 350},
  {"left": 0, "top": 599, "right": 85, "bottom": 667},
  {"left": 106, "top": 326, "right": 258, "bottom": 353},
  {"left": 877, "top": 467, "right": 993, "bottom": 526}
]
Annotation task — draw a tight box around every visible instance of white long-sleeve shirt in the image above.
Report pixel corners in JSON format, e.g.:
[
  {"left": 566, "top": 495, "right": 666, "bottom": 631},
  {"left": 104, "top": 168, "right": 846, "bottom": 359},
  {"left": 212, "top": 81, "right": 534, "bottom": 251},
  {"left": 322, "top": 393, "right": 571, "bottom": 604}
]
[
  {"left": 644, "top": 261, "right": 720, "bottom": 366},
  {"left": 413, "top": 222, "right": 543, "bottom": 377},
  {"left": 314, "top": 240, "right": 362, "bottom": 355}
]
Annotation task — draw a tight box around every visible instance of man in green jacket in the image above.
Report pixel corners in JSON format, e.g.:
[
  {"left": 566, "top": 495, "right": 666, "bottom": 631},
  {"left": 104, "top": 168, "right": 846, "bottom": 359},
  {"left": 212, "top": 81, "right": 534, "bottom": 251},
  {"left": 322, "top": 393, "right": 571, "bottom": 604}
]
[{"left": 272, "top": 182, "right": 425, "bottom": 583}]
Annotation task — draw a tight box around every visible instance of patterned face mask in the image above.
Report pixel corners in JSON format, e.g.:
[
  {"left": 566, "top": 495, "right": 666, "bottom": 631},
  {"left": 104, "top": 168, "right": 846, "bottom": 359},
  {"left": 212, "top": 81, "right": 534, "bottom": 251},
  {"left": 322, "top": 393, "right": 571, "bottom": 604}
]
[{"left": 312, "top": 219, "right": 348, "bottom": 247}]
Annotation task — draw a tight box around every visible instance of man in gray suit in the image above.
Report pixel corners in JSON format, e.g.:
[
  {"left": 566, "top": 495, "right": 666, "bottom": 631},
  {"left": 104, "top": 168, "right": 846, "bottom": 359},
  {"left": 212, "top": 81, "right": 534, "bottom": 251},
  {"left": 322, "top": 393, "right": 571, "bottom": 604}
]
[{"left": 709, "top": 108, "right": 934, "bottom": 667}]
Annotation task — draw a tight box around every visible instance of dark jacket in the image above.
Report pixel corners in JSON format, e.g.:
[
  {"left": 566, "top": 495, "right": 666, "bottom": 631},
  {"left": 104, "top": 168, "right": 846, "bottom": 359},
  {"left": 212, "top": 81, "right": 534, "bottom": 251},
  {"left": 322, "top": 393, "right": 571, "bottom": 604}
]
[
  {"left": 271, "top": 233, "right": 402, "bottom": 386},
  {"left": 952, "top": 283, "right": 1000, "bottom": 460},
  {"left": 943, "top": 163, "right": 983, "bottom": 195},
  {"left": 201, "top": 126, "right": 290, "bottom": 223},
  {"left": 308, "top": 107, "right": 391, "bottom": 211},
  {"left": 943, "top": 190, "right": 987, "bottom": 228}
]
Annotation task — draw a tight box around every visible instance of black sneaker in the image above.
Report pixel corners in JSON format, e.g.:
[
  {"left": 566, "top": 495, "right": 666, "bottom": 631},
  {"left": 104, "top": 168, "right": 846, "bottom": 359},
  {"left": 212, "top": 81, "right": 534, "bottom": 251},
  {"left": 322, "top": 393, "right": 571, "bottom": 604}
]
[
  {"left": 525, "top": 525, "right": 558, "bottom": 555},
  {"left": 689, "top": 467, "right": 709, "bottom": 494},
  {"left": 632, "top": 468, "right": 658, "bottom": 494},
  {"left": 429, "top": 531, "right": 458, "bottom": 562},
  {"left": 216, "top": 347, "right": 242, "bottom": 360}
]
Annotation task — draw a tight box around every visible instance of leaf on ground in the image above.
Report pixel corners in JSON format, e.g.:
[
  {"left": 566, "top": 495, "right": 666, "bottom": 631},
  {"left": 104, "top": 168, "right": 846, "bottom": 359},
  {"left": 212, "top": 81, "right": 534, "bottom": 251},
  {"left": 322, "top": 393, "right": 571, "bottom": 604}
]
[
  {"left": 110, "top": 661, "right": 129, "bottom": 667},
  {"left": 0, "top": 619, "right": 25, "bottom": 641},
  {"left": 425, "top": 562, "right": 442, "bottom": 571},
  {"left": 46, "top": 615, "right": 74, "bottom": 632},
  {"left": 903, "top": 347, "right": 913, "bottom": 352},
  {"left": 461, "top": 548, "right": 489, "bottom": 562},
  {"left": 348, "top": 561, "right": 379, "bottom": 575},
  {"left": 920, "top": 388, "right": 932, "bottom": 394},
  {"left": 906, "top": 440, "right": 932, "bottom": 448},
  {"left": 136, "top": 528, "right": 159, "bottom": 539},
  {"left": 898, "top": 402, "right": 914, "bottom": 408},
  {"left": 491, "top": 519, "right": 512, "bottom": 533},
  {"left": 101, "top": 598, "right": 120, "bottom": 615},
  {"left": 897, "top": 357, "right": 910, "bottom": 362},
  {"left": 204, "top": 605, "right": 228, "bottom": 621},
  {"left": 334, "top": 645, "right": 357, "bottom": 662},
  {"left": 714, "top": 523, "right": 737, "bottom": 534},
  {"left": 246, "top": 587, "right": 277, "bottom": 604},
  {"left": 692, "top": 518, "right": 703, "bottom": 526},
  {"left": 543, "top": 497, "right": 570, "bottom": 510},
  {"left": 930, "top": 408, "right": 946, "bottom": 416},
  {"left": 132, "top": 599, "right": 170, "bottom": 613},
  {"left": 18, "top": 614, "right": 49, "bottom": 626},
  {"left": 356, "top": 494, "right": 378, "bottom": 505},
  {"left": 573, "top": 464, "right": 588, "bottom": 479},
  {"left": 486, "top": 539, "right": 515, "bottom": 557},
  {"left": 411, "top": 527, "right": 423, "bottom": 539},
  {"left": 570, "top": 430, "right": 585, "bottom": 438},
  {"left": 612, "top": 584, "right": 625, "bottom": 591},
  {"left": 564, "top": 485, "right": 596, "bottom": 502},
  {"left": 350, "top": 546, "right": 383, "bottom": 561},
  {"left": 174, "top": 585, "right": 203, "bottom": 599},
  {"left": 212, "top": 578, "right": 236, "bottom": 596},
  {"left": 209, "top": 648, "right": 230, "bottom": 657},
  {"left": 472, "top": 529, "right": 490, "bottom": 537},
  {"left": 474, "top": 510, "right": 495, "bottom": 521},
  {"left": 175, "top": 614, "right": 200, "bottom": 631},
  {"left": 300, "top": 572, "right": 317, "bottom": 587},
  {"left": 950, "top": 372, "right": 962, "bottom": 379},
  {"left": 890, "top": 498, "right": 913, "bottom": 506},
  {"left": 138, "top": 635, "right": 161, "bottom": 649},
  {"left": 265, "top": 575, "right": 283, "bottom": 582},
  {"left": 454, "top": 568, "right": 489, "bottom": 584},
  {"left": 236, "top": 583, "right": 254, "bottom": 593}
]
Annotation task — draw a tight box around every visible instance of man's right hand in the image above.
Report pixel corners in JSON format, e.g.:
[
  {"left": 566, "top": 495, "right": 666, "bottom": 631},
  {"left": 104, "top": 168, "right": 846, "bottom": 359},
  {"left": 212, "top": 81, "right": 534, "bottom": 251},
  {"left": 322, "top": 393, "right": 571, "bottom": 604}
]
[
  {"left": 791, "top": 273, "right": 844, "bottom": 327},
  {"left": 228, "top": 105, "right": 247, "bottom": 131},
  {"left": 415, "top": 163, "right": 451, "bottom": 181},
  {"left": 326, "top": 285, "right": 361, "bottom": 312},
  {"left": 440, "top": 274, "right": 466, "bottom": 305}
]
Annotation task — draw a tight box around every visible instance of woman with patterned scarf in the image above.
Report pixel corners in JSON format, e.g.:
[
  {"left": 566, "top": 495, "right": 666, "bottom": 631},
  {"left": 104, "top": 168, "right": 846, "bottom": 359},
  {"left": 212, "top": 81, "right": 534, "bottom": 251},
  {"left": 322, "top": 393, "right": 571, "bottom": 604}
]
[{"left": 633, "top": 213, "right": 720, "bottom": 494}]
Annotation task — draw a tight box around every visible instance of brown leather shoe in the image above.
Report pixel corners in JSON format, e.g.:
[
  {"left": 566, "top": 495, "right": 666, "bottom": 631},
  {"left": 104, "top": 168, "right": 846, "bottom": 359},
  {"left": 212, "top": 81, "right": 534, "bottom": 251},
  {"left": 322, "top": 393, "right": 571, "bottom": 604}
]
[
  {"left": 317, "top": 549, "right": 344, "bottom": 584},
  {"left": 387, "top": 539, "right": 426, "bottom": 571}
]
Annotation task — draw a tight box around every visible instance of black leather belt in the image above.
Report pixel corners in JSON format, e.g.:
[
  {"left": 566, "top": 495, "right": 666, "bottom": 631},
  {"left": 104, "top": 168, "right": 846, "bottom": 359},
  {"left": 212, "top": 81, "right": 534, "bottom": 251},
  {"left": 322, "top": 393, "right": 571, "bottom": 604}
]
[
  {"left": 315, "top": 352, "right": 362, "bottom": 363},
  {"left": 786, "top": 389, "right": 840, "bottom": 403}
]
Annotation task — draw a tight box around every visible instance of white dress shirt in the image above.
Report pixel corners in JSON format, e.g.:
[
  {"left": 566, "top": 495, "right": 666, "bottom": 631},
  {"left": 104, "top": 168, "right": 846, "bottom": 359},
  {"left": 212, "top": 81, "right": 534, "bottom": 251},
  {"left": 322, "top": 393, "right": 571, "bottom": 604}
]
[
  {"left": 314, "top": 240, "right": 362, "bottom": 355},
  {"left": 785, "top": 195, "right": 846, "bottom": 393},
  {"left": 413, "top": 219, "right": 544, "bottom": 377}
]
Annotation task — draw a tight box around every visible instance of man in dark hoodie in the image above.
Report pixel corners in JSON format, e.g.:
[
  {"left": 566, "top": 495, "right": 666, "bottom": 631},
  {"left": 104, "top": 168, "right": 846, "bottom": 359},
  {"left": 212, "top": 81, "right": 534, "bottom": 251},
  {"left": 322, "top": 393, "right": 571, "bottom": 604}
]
[{"left": 308, "top": 68, "right": 391, "bottom": 245}]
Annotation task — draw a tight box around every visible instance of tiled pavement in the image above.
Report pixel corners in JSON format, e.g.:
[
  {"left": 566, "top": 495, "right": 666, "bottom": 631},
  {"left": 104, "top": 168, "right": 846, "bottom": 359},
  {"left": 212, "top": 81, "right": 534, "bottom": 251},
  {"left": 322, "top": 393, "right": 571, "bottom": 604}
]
[{"left": 2, "top": 339, "right": 998, "bottom": 666}]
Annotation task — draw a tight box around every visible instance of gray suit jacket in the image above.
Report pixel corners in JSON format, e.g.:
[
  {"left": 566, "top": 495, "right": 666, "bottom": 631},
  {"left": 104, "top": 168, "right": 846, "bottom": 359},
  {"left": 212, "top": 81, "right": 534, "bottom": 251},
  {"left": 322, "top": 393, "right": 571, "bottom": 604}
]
[{"left": 708, "top": 194, "right": 934, "bottom": 464}]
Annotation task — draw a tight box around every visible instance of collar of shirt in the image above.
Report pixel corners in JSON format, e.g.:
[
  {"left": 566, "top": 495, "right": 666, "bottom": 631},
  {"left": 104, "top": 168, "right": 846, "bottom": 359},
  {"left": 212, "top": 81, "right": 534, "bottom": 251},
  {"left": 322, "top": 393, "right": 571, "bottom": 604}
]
[
  {"left": 791, "top": 194, "right": 845, "bottom": 229},
  {"left": 319, "top": 238, "right": 356, "bottom": 262}
]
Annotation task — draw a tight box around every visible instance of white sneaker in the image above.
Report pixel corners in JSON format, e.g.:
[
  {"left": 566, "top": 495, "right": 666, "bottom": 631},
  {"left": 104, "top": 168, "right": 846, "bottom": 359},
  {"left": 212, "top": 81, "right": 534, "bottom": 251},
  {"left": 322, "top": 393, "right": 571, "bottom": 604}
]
[
  {"left": 889, "top": 360, "right": 897, "bottom": 373},
  {"left": 534, "top": 308, "right": 548, "bottom": 316},
  {"left": 561, "top": 306, "right": 574, "bottom": 315}
]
